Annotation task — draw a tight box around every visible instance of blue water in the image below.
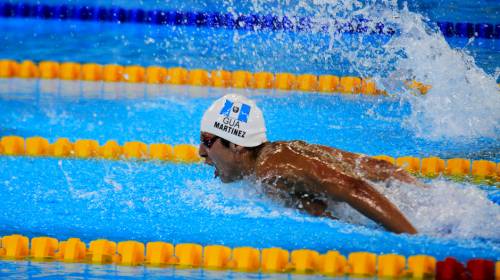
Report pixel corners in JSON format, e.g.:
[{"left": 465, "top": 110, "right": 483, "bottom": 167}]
[
  {"left": 0, "top": 18, "right": 394, "bottom": 78},
  {"left": 0, "top": 0, "right": 499, "bottom": 278},
  {"left": 0, "top": 84, "right": 499, "bottom": 258},
  {"left": 1, "top": 81, "right": 499, "bottom": 159}
]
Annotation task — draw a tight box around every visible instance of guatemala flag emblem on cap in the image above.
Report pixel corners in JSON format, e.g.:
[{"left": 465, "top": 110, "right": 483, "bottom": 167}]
[
  {"left": 219, "top": 99, "right": 251, "bottom": 123},
  {"left": 201, "top": 94, "right": 267, "bottom": 147}
]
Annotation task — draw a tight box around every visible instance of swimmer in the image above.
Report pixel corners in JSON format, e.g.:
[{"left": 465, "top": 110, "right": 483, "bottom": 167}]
[{"left": 198, "top": 94, "right": 419, "bottom": 234}]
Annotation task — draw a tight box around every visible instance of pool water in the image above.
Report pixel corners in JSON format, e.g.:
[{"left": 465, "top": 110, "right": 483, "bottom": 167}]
[
  {"left": 0, "top": 0, "right": 499, "bottom": 278},
  {"left": 0, "top": 83, "right": 499, "bottom": 273}
]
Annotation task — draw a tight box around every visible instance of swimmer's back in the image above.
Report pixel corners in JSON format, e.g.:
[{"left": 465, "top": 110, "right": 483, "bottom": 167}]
[{"left": 256, "top": 140, "right": 418, "bottom": 184}]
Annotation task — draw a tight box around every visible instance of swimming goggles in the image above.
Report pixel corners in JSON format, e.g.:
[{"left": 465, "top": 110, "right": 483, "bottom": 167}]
[{"left": 201, "top": 134, "right": 220, "bottom": 149}]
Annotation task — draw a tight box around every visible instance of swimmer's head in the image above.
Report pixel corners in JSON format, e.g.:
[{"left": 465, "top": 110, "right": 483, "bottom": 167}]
[
  {"left": 200, "top": 94, "right": 267, "bottom": 147},
  {"left": 199, "top": 94, "right": 267, "bottom": 182}
]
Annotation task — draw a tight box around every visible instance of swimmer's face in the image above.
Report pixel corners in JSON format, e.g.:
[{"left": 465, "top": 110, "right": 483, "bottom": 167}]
[{"left": 199, "top": 132, "right": 243, "bottom": 183}]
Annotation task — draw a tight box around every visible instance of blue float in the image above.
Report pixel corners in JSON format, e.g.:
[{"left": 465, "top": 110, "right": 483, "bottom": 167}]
[
  {"left": 220, "top": 13, "right": 235, "bottom": 29},
  {"left": 261, "top": 14, "right": 280, "bottom": 30},
  {"left": 236, "top": 14, "right": 257, "bottom": 30},
  {"left": 52, "top": 5, "right": 68, "bottom": 20},
  {"left": 296, "top": 17, "right": 312, "bottom": 31},
  {"left": 196, "top": 12, "right": 207, "bottom": 26},
  {"left": 206, "top": 12, "right": 221, "bottom": 27},
  {"left": 174, "top": 11, "right": 183, "bottom": 25},
  {"left": 282, "top": 16, "right": 293, "bottom": 31},
  {"left": 0, "top": 2, "right": 13, "bottom": 17},
  {"left": 455, "top": 22, "right": 475, "bottom": 38},
  {"left": 373, "top": 22, "right": 385, "bottom": 34},
  {"left": 183, "top": 11, "right": 198, "bottom": 26},
  {"left": 33, "top": 4, "right": 51, "bottom": 19},
  {"left": 163, "top": 11, "right": 176, "bottom": 25},
  {"left": 109, "top": 7, "right": 127, "bottom": 23},
  {"left": 437, "top": 21, "right": 454, "bottom": 37},
  {"left": 146, "top": 10, "right": 165, "bottom": 25},
  {"left": 91, "top": 7, "right": 108, "bottom": 21},
  {"left": 14, "top": 3, "right": 31, "bottom": 17},
  {"left": 128, "top": 9, "right": 145, "bottom": 23},
  {"left": 475, "top": 23, "right": 493, "bottom": 39},
  {"left": 185, "top": 12, "right": 207, "bottom": 26},
  {"left": 73, "top": 6, "right": 92, "bottom": 20}
]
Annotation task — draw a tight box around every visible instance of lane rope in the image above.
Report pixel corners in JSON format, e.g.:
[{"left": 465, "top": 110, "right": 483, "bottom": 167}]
[
  {"left": 1, "top": 2, "right": 498, "bottom": 40},
  {"left": 437, "top": 21, "right": 500, "bottom": 39},
  {"left": 1, "top": 136, "right": 498, "bottom": 186},
  {"left": 0, "top": 59, "right": 435, "bottom": 95},
  {"left": 0, "top": 2, "right": 395, "bottom": 35},
  {"left": 0, "top": 235, "right": 497, "bottom": 278}
]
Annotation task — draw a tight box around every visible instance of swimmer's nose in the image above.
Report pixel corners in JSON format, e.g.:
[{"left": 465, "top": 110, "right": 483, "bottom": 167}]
[
  {"left": 199, "top": 143, "right": 207, "bottom": 156},
  {"left": 198, "top": 143, "right": 209, "bottom": 163},
  {"left": 198, "top": 145, "right": 214, "bottom": 166}
]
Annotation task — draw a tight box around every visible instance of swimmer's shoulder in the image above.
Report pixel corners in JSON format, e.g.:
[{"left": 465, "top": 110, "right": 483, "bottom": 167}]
[
  {"left": 260, "top": 140, "right": 342, "bottom": 158},
  {"left": 254, "top": 140, "right": 310, "bottom": 175},
  {"left": 255, "top": 140, "right": 354, "bottom": 176},
  {"left": 257, "top": 140, "right": 308, "bottom": 159}
]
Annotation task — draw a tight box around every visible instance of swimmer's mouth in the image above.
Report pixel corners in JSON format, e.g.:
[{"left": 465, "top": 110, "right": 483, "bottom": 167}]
[{"left": 204, "top": 160, "right": 218, "bottom": 178}]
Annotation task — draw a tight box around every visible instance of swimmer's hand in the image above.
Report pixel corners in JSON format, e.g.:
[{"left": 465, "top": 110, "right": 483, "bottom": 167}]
[
  {"left": 321, "top": 211, "right": 338, "bottom": 220},
  {"left": 298, "top": 196, "right": 337, "bottom": 220}
]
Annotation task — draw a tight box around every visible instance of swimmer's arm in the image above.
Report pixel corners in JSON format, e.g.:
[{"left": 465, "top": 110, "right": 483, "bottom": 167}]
[
  {"left": 318, "top": 172, "right": 417, "bottom": 234},
  {"left": 257, "top": 161, "right": 415, "bottom": 233}
]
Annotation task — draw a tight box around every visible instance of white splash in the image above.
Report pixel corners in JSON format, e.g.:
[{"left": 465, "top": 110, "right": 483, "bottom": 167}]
[
  {"left": 386, "top": 9, "right": 500, "bottom": 140},
  {"left": 334, "top": 3, "right": 500, "bottom": 140},
  {"left": 180, "top": 178, "right": 313, "bottom": 221},
  {"left": 333, "top": 178, "right": 500, "bottom": 239},
  {"left": 180, "top": 176, "right": 500, "bottom": 239},
  {"left": 248, "top": 0, "right": 500, "bottom": 140}
]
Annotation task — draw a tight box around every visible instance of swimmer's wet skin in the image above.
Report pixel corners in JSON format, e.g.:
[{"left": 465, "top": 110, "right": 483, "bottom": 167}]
[{"left": 199, "top": 94, "right": 418, "bottom": 234}]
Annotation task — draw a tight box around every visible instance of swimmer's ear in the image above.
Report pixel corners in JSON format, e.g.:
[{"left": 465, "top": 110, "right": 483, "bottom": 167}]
[{"left": 229, "top": 143, "right": 245, "bottom": 153}]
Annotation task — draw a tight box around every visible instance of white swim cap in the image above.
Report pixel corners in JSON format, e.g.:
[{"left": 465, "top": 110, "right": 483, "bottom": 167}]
[{"left": 201, "top": 94, "right": 267, "bottom": 147}]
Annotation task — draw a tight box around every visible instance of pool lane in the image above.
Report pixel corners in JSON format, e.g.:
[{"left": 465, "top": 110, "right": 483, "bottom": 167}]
[
  {"left": 0, "top": 156, "right": 498, "bottom": 262},
  {"left": 1, "top": 81, "right": 499, "bottom": 160}
]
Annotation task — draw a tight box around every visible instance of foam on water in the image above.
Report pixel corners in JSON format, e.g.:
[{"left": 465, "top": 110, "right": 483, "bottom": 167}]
[
  {"left": 178, "top": 172, "right": 500, "bottom": 240},
  {"left": 351, "top": 4, "right": 499, "bottom": 141},
  {"left": 180, "top": 178, "right": 310, "bottom": 220},
  {"left": 392, "top": 180, "right": 500, "bottom": 239},
  {"left": 386, "top": 8, "right": 500, "bottom": 140},
  {"left": 332, "top": 178, "right": 500, "bottom": 239},
  {"left": 358, "top": 6, "right": 499, "bottom": 140}
]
